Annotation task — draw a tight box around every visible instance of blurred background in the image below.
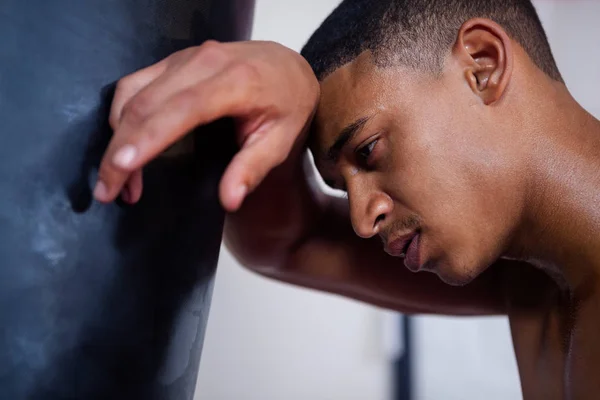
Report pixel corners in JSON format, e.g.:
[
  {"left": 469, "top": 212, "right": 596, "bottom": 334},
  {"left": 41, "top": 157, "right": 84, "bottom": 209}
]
[{"left": 195, "top": 1, "right": 600, "bottom": 399}]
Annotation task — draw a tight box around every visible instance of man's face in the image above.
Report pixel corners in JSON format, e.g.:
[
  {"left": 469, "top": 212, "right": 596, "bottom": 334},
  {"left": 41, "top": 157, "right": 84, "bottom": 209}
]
[{"left": 310, "top": 51, "right": 521, "bottom": 285}]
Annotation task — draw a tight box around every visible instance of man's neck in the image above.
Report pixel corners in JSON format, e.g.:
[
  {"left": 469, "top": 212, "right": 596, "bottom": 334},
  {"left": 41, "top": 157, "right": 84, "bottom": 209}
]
[{"left": 509, "top": 85, "right": 600, "bottom": 294}]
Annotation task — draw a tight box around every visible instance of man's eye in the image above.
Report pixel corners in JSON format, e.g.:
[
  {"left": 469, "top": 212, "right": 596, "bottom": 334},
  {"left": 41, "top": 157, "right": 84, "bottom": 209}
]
[{"left": 357, "top": 139, "right": 378, "bottom": 161}]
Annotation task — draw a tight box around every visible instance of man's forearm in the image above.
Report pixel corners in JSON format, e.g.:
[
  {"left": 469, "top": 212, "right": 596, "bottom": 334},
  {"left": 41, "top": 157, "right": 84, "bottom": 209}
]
[{"left": 223, "top": 149, "right": 324, "bottom": 270}]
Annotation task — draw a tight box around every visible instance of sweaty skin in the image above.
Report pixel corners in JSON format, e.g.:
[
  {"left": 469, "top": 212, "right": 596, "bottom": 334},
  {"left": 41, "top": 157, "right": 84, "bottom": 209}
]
[{"left": 95, "top": 20, "right": 600, "bottom": 400}]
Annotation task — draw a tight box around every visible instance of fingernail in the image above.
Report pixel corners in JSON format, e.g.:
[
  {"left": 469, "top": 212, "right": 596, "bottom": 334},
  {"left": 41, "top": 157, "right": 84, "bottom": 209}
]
[
  {"left": 93, "top": 180, "right": 108, "bottom": 200},
  {"left": 236, "top": 184, "right": 248, "bottom": 204},
  {"left": 113, "top": 145, "right": 137, "bottom": 168}
]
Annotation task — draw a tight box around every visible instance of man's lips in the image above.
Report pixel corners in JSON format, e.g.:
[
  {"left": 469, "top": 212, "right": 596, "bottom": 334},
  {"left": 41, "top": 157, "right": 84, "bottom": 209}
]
[
  {"left": 384, "top": 232, "right": 417, "bottom": 258},
  {"left": 384, "top": 232, "right": 422, "bottom": 272}
]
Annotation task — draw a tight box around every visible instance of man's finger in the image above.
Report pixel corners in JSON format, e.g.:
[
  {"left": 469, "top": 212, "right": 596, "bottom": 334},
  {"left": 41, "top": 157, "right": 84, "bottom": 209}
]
[
  {"left": 219, "top": 125, "right": 293, "bottom": 211},
  {"left": 110, "top": 42, "right": 231, "bottom": 132},
  {"left": 121, "top": 169, "right": 143, "bottom": 204},
  {"left": 109, "top": 60, "right": 168, "bottom": 130},
  {"left": 94, "top": 168, "right": 132, "bottom": 202},
  {"left": 114, "top": 62, "right": 229, "bottom": 132},
  {"left": 94, "top": 65, "right": 258, "bottom": 203}
]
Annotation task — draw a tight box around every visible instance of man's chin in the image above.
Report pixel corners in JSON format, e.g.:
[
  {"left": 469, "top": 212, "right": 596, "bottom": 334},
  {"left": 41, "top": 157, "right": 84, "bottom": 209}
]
[{"left": 434, "top": 267, "right": 478, "bottom": 287}]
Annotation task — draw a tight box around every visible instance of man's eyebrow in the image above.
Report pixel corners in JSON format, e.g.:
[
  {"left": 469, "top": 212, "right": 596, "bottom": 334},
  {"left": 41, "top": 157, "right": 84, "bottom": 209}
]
[{"left": 326, "top": 115, "right": 372, "bottom": 163}]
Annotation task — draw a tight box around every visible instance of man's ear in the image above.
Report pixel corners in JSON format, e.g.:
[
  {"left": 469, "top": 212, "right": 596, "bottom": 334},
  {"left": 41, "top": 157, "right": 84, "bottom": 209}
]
[{"left": 453, "top": 18, "right": 513, "bottom": 105}]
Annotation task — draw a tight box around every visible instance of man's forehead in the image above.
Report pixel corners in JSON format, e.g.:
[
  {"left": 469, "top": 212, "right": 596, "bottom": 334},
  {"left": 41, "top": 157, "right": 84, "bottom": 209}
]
[
  {"left": 312, "top": 53, "right": 380, "bottom": 156},
  {"left": 318, "top": 52, "right": 377, "bottom": 116}
]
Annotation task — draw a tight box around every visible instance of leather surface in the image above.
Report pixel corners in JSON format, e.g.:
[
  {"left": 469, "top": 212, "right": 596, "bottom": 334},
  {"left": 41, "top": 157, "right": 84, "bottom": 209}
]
[{"left": 0, "top": 1, "right": 254, "bottom": 398}]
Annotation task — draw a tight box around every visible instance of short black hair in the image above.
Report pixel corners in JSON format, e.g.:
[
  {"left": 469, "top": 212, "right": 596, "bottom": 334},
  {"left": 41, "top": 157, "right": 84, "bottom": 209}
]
[{"left": 301, "top": 0, "right": 562, "bottom": 82}]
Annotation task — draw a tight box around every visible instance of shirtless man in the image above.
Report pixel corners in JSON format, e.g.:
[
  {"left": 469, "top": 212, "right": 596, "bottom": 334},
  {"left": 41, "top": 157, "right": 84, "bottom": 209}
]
[{"left": 92, "top": 0, "right": 600, "bottom": 398}]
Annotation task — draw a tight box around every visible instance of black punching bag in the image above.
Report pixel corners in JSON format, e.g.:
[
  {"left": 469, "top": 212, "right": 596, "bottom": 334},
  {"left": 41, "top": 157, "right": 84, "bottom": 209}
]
[{"left": 0, "top": 1, "right": 254, "bottom": 399}]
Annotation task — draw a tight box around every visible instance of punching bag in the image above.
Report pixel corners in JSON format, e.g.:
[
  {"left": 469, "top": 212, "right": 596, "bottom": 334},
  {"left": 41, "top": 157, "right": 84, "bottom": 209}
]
[{"left": 0, "top": 1, "right": 254, "bottom": 399}]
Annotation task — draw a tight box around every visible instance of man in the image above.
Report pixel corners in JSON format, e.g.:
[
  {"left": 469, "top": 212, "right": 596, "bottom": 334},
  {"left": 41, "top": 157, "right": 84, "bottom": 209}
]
[{"left": 93, "top": 0, "right": 600, "bottom": 398}]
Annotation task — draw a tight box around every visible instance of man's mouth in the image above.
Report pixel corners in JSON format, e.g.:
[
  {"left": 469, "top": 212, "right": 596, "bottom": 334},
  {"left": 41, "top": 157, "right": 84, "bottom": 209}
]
[
  {"left": 384, "top": 232, "right": 422, "bottom": 272},
  {"left": 384, "top": 232, "right": 417, "bottom": 258}
]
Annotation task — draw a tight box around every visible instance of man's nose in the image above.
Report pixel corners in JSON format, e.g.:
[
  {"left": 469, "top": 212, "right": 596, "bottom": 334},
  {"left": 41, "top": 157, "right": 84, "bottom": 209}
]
[{"left": 349, "top": 188, "right": 393, "bottom": 239}]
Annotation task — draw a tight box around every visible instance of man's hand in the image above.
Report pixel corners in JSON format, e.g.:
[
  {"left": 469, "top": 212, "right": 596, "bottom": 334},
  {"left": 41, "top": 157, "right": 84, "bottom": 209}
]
[{"left": 93, "top": 40, "right": 319, "bottom": 211}]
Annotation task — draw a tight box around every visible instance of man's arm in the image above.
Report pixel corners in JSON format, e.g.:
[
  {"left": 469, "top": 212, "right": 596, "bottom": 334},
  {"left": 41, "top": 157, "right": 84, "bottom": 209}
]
[{"left": 225, "top": 152, "right": 513, "bottom": 316}]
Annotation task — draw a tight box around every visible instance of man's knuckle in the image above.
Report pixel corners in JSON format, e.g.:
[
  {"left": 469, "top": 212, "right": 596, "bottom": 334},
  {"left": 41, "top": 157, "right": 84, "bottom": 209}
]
[
  {"left": 115, "top": 75, "right": 135, "bottom": 93},
  {"left": 122, "top": 95, "right": 152, "bottom": 125},
  {"left": 195, "top": 40, "right": 227, "bottom": 65},
  {"left": 199, "top": 39, "right": 221, "bottom": 50}
]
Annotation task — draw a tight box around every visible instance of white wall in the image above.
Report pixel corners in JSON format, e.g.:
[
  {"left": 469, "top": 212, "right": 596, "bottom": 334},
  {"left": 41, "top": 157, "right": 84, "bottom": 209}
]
[
  {"left": 412, "top": 2, "right": 600, "bottom": 400},
  {"left": 195, "top": 1, "right": 393, "bottom": 399}
]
